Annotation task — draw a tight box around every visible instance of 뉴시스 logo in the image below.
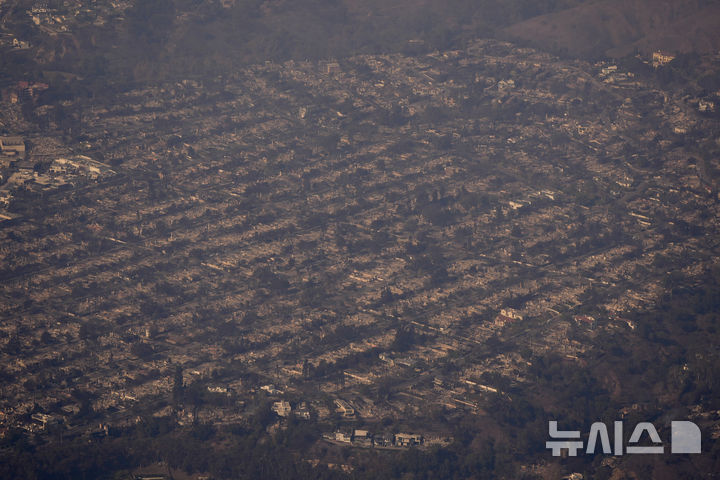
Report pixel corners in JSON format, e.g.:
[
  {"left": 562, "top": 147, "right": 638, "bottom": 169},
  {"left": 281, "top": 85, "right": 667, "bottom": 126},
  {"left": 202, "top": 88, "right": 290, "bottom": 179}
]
[{"left": 546, "top": 420, "right": 701, "bottom": 456}]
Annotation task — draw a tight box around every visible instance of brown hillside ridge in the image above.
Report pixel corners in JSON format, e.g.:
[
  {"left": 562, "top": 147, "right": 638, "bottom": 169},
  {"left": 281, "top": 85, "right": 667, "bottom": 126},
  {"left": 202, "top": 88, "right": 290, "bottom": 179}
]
[{"left": 502, "top": 0, "right": 720, "bottom": 59}]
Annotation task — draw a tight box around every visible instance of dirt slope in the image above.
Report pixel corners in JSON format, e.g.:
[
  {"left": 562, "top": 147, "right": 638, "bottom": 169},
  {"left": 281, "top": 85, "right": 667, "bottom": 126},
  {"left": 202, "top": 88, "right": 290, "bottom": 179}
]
[{"left": 502, "top": 0, "right": 720, "bottom": 59}]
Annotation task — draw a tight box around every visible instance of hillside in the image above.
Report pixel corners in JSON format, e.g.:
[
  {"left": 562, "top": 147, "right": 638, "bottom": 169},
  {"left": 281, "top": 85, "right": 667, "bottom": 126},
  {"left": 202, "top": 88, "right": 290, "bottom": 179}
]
[
  {"left": 1, "top": 0, "right": 591, "bottom": 84},
  {"left": 5, "top": 0, "right": 719, "bottom": 84},
  {"left": 1, "top": 1, "right": 720, "bottom": 479},
  {"left": 502, "top": 0, "right": 720, "bottom": 59}
]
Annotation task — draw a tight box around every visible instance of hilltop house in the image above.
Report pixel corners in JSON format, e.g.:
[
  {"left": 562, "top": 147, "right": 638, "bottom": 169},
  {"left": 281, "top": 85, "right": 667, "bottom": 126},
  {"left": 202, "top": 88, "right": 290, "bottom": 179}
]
[
  {"left": 271, "top": 400, "right": 291, "bottom": 417},
  {"left": 652, "top": 51, "right": 675, "bottom": 68}
]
